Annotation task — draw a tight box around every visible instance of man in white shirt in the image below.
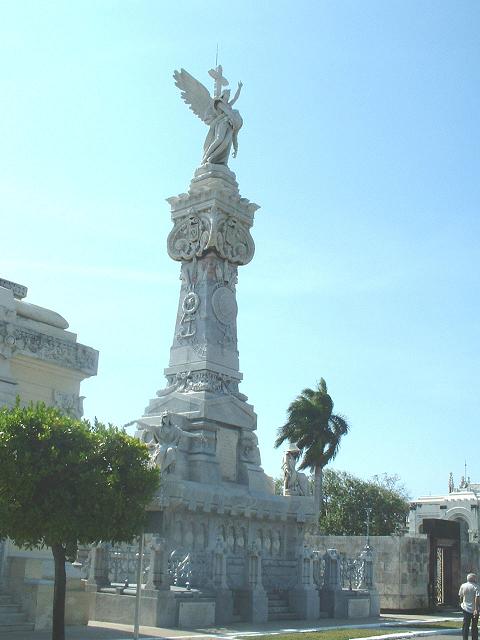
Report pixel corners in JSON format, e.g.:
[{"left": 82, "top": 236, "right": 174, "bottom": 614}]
[{"left": 459, "top": 573, "right": 479, "bottom": 640}]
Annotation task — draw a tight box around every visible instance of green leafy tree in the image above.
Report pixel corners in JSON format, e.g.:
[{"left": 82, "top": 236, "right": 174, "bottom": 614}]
[
  {"left": 320, "top": 469, "right": 410, "bottom": 535},
  {"left": 0, "top": 402, "right": 160, "bottom": 640},
  {"left": 274, "top": 379, "right": 349, "bottom": 516}
]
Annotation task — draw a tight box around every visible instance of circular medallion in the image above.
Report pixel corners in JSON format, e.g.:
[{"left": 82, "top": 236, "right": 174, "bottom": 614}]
[
  {"left": 212, "top": 287, "right": 237, "bottom": 325},
  {"left": 182, "top": 291, "right": 199, "bottom": 314}
]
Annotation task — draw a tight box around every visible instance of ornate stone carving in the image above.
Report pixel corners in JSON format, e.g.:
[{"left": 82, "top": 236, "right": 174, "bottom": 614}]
[
  {"left": 168, "top": 206, "right": 254, "bottom": 266},
  {"left": 215, "top": 216, "right": 254, "bottom": 265},
  {"left": 0, "top": 321, "right": 98, "bottom": 375},
  {"left": 176, "top": 291, "right": 200, "bottom": 340},
  {"left": 53, "top": 390, "right": 85, "bottom": 419},
  {"left": 164, "top": 370, "right": 239, "bottom": 395},
  {"left": 168, "top": 212, "right": 210, "bottom": 261},
  {"left": 0, "top": 278, "right": 27, "bottom": 299}
]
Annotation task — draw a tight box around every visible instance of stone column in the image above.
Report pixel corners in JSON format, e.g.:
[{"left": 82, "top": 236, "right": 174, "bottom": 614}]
[
  {"left": 320, "top": 548, "right": 342, "bottom": 618},
  {"left": 289, "top": 545, "right": 320, "bottom": 620},
  {"left": 358, "top": 544, "right": 380, "bottom": 616},
  {"left": 145, "top": 536, "right": 170, "bottom": 591},
  {"left": 142, "top": 536, "right": 178, "bottom": 628},
  {"left": 211, "top": 538, "right": 233, "bottom": 624},
  {"left": 86, "top": 543, "right": 111, "bottom": 591},
  {"left": 237, "top": 543, "right": 268, "bottom": 623}
]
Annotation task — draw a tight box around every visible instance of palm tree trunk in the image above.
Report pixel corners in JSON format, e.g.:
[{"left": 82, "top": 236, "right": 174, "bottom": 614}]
[
  {"left": 51, "top": 543, "right": 66, "bottom": 640},
  {"left": 314, "top": 465, "right": 323, "bottom": 517}
]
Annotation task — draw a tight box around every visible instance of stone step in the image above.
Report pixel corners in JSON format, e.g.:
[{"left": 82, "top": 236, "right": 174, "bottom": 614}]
[
  {"left": 0, "top": 595, "right": 13, "bottom": 605},
  {"left": 0, "top": 623, "right": 35, "bottom": 632},
  {"left": 268, "top": 606, "right": 290, "bottom": 614},
  {"left": 0, "top": 612, "right": 27, "bottom": 624},
  {"left": 0, "top": 604, "right": 20, "bottom": 613},
  {"left": 268, "top": 611, "right": 298, "bottom": 620}
]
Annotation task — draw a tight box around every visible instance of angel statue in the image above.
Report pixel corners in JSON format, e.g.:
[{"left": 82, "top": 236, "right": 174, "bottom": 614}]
[{"left": 173, "top": 65, "right": 243, "bottom": 166}]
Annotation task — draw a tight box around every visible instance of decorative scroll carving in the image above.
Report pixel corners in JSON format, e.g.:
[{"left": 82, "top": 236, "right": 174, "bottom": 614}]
[
  {"left": 168, "top": 212, "right": 210, "bottom": 261},
  {"left": 216, "top": 216, "right": 254, "bottom": 264},
  {"left": 0, "top": 321, "right": 98, "bottom": 375},
  {"left": 168, "top": 207, "right": 254, "bottom": 266}
]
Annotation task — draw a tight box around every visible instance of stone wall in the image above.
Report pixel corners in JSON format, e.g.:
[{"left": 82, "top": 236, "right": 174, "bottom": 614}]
[{"left": 307, "top": 534, "right": 429, "bottom": 610}]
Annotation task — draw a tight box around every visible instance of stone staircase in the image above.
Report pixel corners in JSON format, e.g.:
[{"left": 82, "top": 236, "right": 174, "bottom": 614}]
[
  {"left": 267, "top": 590, "right": 297, "bottom": 621},
  {"left": 0, "top": 592, "right": 34, "bottom": 633}
]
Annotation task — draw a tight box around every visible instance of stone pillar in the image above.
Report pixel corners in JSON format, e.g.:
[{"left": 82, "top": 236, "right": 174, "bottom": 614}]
[
  {"left": 212, "top": 538, "right": 233, "bottom": 624},
  {"left": 86, "top": 543, "right": 111, "bottom": 591},
  {"left": 237, "top": 544, "right": 268, "bottom": 623},
  {"left": 320, "top": 548, "right": 342, "bottom": 618},
  {"left": 358, "top": 544, "right": 380, "bottom": 616},
  {"left": 289, "top": 545, "right": 320, "bottom": 620},
  {"left": 145, "top": 536, "right": 170, "bottom": 591}
]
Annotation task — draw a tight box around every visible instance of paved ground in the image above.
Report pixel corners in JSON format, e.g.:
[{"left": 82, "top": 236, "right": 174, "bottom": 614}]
[{"left": 0, "top": 613, "right": 464, "bottom": 640}]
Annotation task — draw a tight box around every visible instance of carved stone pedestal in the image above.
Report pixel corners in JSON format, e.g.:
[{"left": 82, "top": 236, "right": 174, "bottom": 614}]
[
  {"left": 214, "top": 589, "right": 234, "bottom": 625},
  {"left": 289, "top": 586, "right": 320, "bottom": 620},
  {"left": 236, "top": 587, "right": 268, "bottom": 623}
]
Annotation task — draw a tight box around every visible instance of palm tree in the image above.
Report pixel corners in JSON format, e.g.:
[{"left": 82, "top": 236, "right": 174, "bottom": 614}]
[{"left": 275, "top": 378, "right": 350, "bottom": 516}]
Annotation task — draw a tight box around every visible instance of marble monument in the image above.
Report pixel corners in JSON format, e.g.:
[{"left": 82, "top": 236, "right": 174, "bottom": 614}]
[{"left": 88, "top": 66, "right": 319, "bottom": 626}]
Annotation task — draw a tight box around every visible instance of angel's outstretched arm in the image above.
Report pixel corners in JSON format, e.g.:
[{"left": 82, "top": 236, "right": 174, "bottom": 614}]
[{"left": 230, "top": 81, "right": 243, "bottom": 106}]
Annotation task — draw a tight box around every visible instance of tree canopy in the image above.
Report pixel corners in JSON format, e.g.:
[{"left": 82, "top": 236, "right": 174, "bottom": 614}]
[
  {"left": 319, "top": 469, "right": 410, "bottom": 536},
  {"left": 274, "top": 378, "right": 349, "bottom": 515},
  {"left": 0, "top": 402, "right": 160, "bottom": 640}
]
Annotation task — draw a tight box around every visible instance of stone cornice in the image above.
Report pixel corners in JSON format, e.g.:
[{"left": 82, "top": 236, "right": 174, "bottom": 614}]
[{"left": 0, "top": 320, "right": 98, "bottom": 376}]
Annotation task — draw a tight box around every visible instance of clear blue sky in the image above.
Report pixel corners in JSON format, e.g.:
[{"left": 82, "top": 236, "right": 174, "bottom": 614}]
[{"left": 1, "top": 1, "right": 479, "bottom": 499}]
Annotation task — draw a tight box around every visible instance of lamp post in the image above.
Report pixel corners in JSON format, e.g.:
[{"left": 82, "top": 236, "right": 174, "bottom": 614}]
[
  {"left": 365, "top": 508, "right": 372, "bottom": 547},
  {"left": 133, "top": 530, "right": 144, "bottom": 640}
]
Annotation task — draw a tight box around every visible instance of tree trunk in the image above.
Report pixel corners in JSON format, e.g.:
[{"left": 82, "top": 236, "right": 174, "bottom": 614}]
[
  {"left": 314, "top": 465, "right": 323, "bottom": 518},
  {"left": 51, "top": 543, "right": 66, "bottom": 640}
]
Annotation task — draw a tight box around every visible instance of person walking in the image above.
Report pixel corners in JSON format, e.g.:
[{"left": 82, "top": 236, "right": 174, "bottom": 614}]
[{"left": 459, "top": 573, "right": 479, "bottom": 640}]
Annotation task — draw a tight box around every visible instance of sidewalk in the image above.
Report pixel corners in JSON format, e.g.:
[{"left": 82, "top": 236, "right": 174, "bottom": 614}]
[{"left": 0, "top": 612, "right": 463, "bottom": 640}]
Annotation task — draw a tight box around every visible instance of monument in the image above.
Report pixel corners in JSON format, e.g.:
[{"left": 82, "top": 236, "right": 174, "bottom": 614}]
[{"left": 88, "top": 66, "right": 319, "bottom": 626}]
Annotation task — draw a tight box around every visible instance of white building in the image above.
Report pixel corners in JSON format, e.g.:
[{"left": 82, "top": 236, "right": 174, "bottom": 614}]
[{"left": 408, "top": 474, "right": 480, "bottom": 542}]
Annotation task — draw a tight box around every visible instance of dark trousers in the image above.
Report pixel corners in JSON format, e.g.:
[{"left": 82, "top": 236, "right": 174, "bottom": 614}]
[{"left": 463, "top": 610, "right": 478, "bottom": 640}]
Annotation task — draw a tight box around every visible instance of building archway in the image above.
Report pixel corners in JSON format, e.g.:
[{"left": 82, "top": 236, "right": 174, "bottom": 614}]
[{"left": 422, "top": 518, "right": 461, "bottom": 608}]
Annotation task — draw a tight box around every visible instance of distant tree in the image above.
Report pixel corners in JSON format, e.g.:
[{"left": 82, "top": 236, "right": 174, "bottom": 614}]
[
  {"left": 274, "top": 476, "right": 284, "bottom": 495},
  {"left": 0, "top": 402, "right": 160, "bottom": 640},
  {"left": 274, "top": 379, "right": 349, "bottom": 516},
  {"left": 320, "top": 469, "right": 410, "bottom": 535}
]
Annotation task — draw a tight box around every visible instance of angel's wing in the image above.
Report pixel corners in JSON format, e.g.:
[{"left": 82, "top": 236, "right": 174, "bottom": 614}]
[{"left": 173, "top": 68, "right": 215, "bottom": 125}]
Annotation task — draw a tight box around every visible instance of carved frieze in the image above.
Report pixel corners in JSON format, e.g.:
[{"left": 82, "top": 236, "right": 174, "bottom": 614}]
[
  {"left": 0, "top": 321, "right": 98, "bottom": 375},
  {"left": 160, "top": 370, "right": 240, "bottom": 395},
  {"left": 0, "top": 278, "right": 28, "bottom": 299}
]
